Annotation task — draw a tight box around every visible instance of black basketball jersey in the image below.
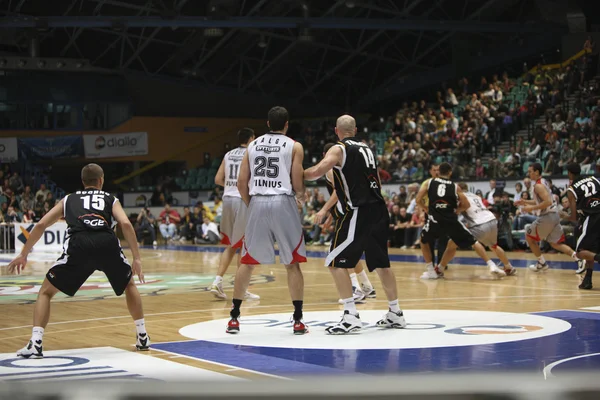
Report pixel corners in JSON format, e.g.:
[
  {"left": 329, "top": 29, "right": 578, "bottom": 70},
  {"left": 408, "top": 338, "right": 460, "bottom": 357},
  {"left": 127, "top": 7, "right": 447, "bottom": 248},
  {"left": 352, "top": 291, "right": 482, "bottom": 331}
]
[
  {"left": 568, "top": 176, "right": 600, "bottom": 216},
  {"left": 427, "top": 177, "right": 459, "bottom": 222},
  {"left": 331, "top": 138, "right": 384, "bottom": 209},
  {"left": 64, "top": 189, "right": 118, "bottom": 235}
]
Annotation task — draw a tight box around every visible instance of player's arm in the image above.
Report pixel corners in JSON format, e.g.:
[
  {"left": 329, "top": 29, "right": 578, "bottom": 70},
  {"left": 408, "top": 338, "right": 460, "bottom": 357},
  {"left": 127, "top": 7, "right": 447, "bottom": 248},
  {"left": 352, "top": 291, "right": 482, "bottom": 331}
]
[
  {"left": 315, "top": 190, "right": 338, "bottom": 225},
  {"left": 214, "top": 158, "right": 226, "bottom": 187},
  {"left": 237, "top": 151, "right": 251, "bottom": 206},
  {"left": 6, "top": 200, "right": 65, "bottom": 274},
  {"left": 567, "top": 189, "right": 578, "bottom": 222},
  {"left": 291, "top": 141, "right": 306, "bottom": 200},
  {"left": 112, "top": 199, "right": 145, "bottom": 283},
  {"left": 304, "top": 145, "right": 342, "bottom": 181},
  {"left": 415, "top": 182, "right": 428, "bottom": 211},
  {"left": 525, "top": 183, "right": 552, "bottom": 212}
]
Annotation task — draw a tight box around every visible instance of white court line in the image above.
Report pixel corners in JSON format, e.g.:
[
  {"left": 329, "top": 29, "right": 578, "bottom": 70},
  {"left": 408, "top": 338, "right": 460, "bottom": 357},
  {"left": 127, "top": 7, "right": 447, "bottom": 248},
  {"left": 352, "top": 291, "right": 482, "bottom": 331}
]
[{"left": 543, "top": 352, "right": 600, "bottom": 379}]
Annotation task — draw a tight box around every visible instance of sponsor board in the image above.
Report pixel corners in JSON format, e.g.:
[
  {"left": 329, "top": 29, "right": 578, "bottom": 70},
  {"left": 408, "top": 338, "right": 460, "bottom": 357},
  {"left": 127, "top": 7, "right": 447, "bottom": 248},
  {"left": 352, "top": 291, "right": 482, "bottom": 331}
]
[
  {"left": 0, "top": 347, "right": 241, "bottom": 381},
  {"left": 0, "top": 273, "right": 273, "bottom": 304},
  {"left": 83, "top": 132, "right": 148, "bottom": 159},
  {"left": 0, "top": 137, "right": 18, "bottom": 163},
  {"left": 179, "top": 310, "right": 571, "bottom": 350},
  {"left": 14, "top": 222, "right": 68, "bottom": 254}
]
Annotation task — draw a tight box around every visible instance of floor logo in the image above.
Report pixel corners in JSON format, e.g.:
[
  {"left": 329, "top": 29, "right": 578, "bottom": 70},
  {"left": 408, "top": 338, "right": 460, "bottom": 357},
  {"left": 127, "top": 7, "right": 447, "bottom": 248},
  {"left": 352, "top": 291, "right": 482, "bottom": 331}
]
[
  {"left": 178, "top": 310, "right": 571, "bottom": 350},
  {"left": 0, "top": 273, "right": 274, "bottom": 304}
]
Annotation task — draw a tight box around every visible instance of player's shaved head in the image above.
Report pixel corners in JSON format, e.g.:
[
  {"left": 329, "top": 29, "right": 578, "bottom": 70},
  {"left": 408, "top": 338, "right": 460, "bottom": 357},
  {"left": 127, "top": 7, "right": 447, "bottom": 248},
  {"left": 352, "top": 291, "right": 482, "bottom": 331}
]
[
  {"left": 81, "top": 163, "right": 104, "bottom": 188},
  {"left": 458, "top": 182, "right": 468, "bottom": 191},
  {"left": 336, "top": 115, "right": 356, "bottom": 135}
]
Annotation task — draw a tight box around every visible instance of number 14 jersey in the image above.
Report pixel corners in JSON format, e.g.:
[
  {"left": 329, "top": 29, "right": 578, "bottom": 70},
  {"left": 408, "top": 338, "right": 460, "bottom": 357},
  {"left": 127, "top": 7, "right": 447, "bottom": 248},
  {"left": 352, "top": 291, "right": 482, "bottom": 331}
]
[{"left": 248, "top": 133, "right": 295, "bottom": 196}]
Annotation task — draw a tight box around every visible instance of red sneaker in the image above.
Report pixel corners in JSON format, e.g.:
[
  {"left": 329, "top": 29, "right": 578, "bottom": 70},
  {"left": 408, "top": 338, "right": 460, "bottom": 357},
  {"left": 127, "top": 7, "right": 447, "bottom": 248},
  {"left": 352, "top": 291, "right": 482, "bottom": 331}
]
[
  {"left": 293, "top": 320, "right": 309, "bottom": 335},
  {"left": 226, "top": 318, "right": 240, "bottom": 334}
]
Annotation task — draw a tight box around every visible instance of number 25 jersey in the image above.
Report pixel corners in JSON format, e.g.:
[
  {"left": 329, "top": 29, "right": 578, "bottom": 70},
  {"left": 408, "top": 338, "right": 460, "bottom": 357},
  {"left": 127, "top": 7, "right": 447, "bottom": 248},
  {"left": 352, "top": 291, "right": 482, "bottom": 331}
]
[
  {"left": 64, "top": 190, "right": 118, "bottom": 235},
  {"left": 248, "top": 133, "right": 295, "bottom": 196}
]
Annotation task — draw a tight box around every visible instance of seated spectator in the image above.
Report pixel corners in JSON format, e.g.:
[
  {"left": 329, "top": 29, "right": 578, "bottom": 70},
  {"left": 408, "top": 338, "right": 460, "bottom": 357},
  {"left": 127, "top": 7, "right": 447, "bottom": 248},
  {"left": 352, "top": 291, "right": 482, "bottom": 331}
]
[
  {"left": 404, "top": 209, "right": 426, "bottom": 249},
  {"left": 22, "top": 209, "right": 34, "bottom": 223},
  {"left": 20, "top": 193, "right": 34, "bottom": 212},
  {"left": 159, "top": 203, "right": 181, "bottom": 241},
  {"left": 9, "top": 172, "right": 24, "bottom": 194},
  {"left": 45, "top": 192, "right": 56, "bottom": 208},
  {"left": 35, "top": 183, "right": 49, "bottom": 201},
  {"left": 42, "top": 201, "right": 51, "bottom": 217},
  {"left": 135, "top": 207, "right": 157, "bottom": 246},
  {"left": 195, "top": 201, "right": 215, "bottom": 221},
  {"left": 195, "top": 216, "right": 220, "bottom": 245},
  {"left": 390, "top": 206, "right": 411, "bottom": 248},
  {"left": 4, "top": 206, "right": 21, "bottom": 223},
  {"left": 179, "top": 206, "right": 197, "bottom": 242},
  {"left": 513, "top": 191, "right": 536, "bottom": 230}
]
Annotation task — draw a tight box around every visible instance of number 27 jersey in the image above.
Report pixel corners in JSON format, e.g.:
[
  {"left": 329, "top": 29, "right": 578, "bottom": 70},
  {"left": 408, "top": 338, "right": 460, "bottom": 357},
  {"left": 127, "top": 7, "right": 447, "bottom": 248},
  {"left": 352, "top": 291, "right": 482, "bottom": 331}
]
[
  {"left": 248, "top": 133, "right": 294, "bottom": 196},
  {"left": 64, "top": 190, "right": 118, "bottom": 235}
]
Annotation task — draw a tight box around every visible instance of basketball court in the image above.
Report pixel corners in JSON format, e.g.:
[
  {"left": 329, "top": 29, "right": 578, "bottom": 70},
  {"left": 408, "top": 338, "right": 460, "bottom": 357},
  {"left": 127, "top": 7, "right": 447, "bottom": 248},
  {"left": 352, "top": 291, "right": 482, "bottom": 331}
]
[{"left": 1, "top": 245, "right": 599, "bottom": 381}]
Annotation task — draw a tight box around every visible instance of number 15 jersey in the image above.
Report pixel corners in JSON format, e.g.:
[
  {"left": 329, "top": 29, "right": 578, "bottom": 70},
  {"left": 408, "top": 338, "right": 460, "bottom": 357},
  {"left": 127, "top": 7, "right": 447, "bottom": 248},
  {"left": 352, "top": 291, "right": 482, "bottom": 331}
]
[
  {"left": 248, "top": 133, "right": 295, "bottom": 196},
  {"left": 63, "top": 190, "right": 118, "bottom": 235}
]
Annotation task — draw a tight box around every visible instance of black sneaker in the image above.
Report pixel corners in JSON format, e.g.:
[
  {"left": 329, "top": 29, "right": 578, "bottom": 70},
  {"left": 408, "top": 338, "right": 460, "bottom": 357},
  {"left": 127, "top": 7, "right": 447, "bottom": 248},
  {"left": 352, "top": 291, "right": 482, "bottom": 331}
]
[
  {"left": 136, "top": 333, "right": 150, "bottom": 351},
  {"left": 579, "top": 280, "right": 593, "bottom": 290}
]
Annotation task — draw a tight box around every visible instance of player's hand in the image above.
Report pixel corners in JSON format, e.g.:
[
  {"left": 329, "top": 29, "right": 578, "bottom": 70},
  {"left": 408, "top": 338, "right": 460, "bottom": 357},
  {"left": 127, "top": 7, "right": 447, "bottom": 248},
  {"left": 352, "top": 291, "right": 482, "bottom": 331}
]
[
  {"left": 132, "top": 259, "right": 145, "bottom": 284},
  {"left": 7, "top": 254, "right": 27, "bottom": 275},
  {"left": 514, "top": 199, "right": 525, "bottom": 206},
  {"left": 314, "top": 209, "right": 327, "bottom": 224},
  {"left": 523, "top": 205, "right": 534, "bottom": 213}
]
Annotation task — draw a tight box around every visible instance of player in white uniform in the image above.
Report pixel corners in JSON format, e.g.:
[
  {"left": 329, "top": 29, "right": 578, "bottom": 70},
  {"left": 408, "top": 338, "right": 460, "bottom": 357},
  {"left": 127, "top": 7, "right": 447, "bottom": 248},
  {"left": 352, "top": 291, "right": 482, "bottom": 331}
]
[
  {"left": 210, "top": 128, "right": 259, "bottom": 300},
  {"left": 227, "top": 106, "right": 308, "bottom": 335},
  {"left": 439, "top": 182, "right": 516, "bottom": 277},
  {"left": 514, "top": 162, "right": 579, "bottom": 271}
]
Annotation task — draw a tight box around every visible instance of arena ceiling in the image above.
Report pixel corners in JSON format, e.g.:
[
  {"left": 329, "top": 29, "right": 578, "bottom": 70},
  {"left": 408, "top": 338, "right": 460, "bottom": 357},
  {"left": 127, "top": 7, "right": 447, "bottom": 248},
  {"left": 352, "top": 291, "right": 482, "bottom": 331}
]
[{"left": 0, "top": 0, "right": 567, "bottom": 111}]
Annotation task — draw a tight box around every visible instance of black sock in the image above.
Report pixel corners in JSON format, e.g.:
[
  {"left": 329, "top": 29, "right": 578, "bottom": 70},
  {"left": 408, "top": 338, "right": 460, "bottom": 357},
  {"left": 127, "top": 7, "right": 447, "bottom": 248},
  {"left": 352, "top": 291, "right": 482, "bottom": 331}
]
[
  {"left": 230, "top": 298, "right": 243, "bottom": 318},
  {"left": 292, "top": 300, "right": 303, "bottom": 321},
  {"left": 585, "top": 268, "right": 594, "bottom": 280},
  {"left": 594, "top": 254, "right": 600, "bottom": 263}
]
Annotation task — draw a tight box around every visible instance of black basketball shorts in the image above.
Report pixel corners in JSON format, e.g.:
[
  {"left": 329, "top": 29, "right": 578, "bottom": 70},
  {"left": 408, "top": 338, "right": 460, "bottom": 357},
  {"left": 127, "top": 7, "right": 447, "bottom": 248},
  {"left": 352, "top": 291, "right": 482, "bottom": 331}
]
[
  {"left": 326, "top": 202, "right": 390, "bottom": 272},
  {"left": 421, "top": 216, "right": 476, "bottom": 249},
  {"left": 576, "top": 213, "right": 600, "bottom": 253},
  {"left": 47, "top": 231, "right": 133, "bottom": 297}
]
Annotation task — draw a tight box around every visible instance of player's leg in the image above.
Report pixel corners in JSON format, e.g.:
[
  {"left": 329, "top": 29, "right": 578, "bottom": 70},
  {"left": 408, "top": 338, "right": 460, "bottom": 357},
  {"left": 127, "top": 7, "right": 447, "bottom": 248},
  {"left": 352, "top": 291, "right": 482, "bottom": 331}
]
[
  {"left": 525, "top": 217, "right": 550, "bottom": 271},
  {"left": 123, "top": 278, "right": 150, "bottom": 350},
  {"left": 491, "top": 245, "right": 517, "bottom": 275},
  {"left": 420, "top": 219, "right": 443, "bottom": 279},
  {"left": 465, "top": 221, "right": 508, "bottom": 277},
  {"left": 211, "top": 245, "right": 236, "bottom": 299},
  {"left": 354, "top": 261, "right": 376, "bottom": 298},
  {"left": 437, "top": 235, "right": 449, "bottom": 269},
  {"left": 437, "top": 239, "right": 457, "bottom": 271},
  {"left": 571, "top": 215, "right": 599, "bottom": 289}
]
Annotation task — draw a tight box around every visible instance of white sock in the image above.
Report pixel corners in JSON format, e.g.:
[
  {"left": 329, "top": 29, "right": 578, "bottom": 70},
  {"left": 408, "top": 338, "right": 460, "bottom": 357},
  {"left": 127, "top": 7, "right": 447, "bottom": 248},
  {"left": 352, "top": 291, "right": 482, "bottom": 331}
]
[
  {"left": 349, "top": 273, "right": 360, "bottom": 289},
  {"left": 487, "top": 260, "right": 496, "bottom": 269},
  {"left": 134, "top": 319, "right": 146, "bottom": 335},
  {"left": 214, "top": 276, "right": 223, "bottom": 285},
  {"left": 538, "top": 256, "right": 546, "bottom": 265},
  {"left": 357, "top": 270, "right": 373, "bottom": 289},
  {"left": 31, "top": 327, "right": 44, "bottom": 343},
  {"left": 341, "top": 297, "right": 357, "bottom": 315},
  {"left": 388, "top": 299, "right": 401, "bottom": 313},
  {"left": 426, "top": 262, "right": 434, "bottom": 271}
]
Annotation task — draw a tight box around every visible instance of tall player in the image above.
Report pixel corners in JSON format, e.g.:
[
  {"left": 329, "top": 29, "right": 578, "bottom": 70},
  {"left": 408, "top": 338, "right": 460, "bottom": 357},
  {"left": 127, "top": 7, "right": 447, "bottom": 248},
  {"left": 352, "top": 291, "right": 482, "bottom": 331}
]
[
  {"left": 210, "top": 128, "right": 259, "bottom": 300},
  {"left": 566, "top": 163, "right": 600, "bottom": 289},
  {"left": 227, "top": 106, "right": 308, "bottom": 335},
  {"left": 5, "top": 164, "right": 149, "bottom": 358},
  {"left": 439, "top": 182, "right": 517, "bottom": 276},
  {"left": 514, "top": 162, "right": 579, "bottom": 271},
  {"left": 417, "top": 163, "right": 506, "bottom": 279},
  {"left": 304, "top": 115, "right": 406, "bottom": 334},
  {"left": 419, "top": 164, "right": 449, "bottom": 270},
  {"left": 315, "top": 143, "right": 376, "bottom": 304}
]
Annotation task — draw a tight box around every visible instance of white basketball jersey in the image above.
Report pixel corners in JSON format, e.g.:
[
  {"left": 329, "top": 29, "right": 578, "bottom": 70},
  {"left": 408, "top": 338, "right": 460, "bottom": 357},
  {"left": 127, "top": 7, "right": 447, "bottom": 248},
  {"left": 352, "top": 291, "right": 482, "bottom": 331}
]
[
  {"left": 248, "top": 133, "right": 294, "bottom": 196},
  {"left": 462, "top": 192, "right": 496, "bottom": 227},
  {"left": 533, "top": 178, "right": 557, "bottom": 215},
  {"left": 223, "top": 147, "right": 247, "bottom": 198}
]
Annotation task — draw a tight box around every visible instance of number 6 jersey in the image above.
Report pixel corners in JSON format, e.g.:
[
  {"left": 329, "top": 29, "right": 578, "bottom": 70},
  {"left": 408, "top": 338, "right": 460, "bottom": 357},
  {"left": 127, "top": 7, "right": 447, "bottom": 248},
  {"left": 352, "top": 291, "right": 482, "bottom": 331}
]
[
  {"left": 427, "top": 177, "right": 459, "bottom": 222},
  {"left": 248, "top": 133, "right": 295, "bottom": 196},
  {"left": 63, "top": 190, "right": 118, "bottom": 234},
  {"left": 223, "top": 146, "right": 247, "bottom": 198}
]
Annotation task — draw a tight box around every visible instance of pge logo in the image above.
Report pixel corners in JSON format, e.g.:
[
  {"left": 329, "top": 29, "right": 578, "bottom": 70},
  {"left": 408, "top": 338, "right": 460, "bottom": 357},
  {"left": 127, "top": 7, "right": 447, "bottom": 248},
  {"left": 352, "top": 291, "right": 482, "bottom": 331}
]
[{"left": 445, "top": 325, "right": 543, "bottom": 335}]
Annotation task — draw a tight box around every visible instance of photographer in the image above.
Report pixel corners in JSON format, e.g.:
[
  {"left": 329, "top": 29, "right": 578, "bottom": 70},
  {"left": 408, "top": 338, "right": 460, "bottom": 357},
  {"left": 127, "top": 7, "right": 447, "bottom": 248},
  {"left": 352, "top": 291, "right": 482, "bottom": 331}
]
[
  {"left": 491, "top": 191, "right": 516, "bottom": 250},
  {"left": 135, "top": 207, "right": 157, "bottom": 246}
]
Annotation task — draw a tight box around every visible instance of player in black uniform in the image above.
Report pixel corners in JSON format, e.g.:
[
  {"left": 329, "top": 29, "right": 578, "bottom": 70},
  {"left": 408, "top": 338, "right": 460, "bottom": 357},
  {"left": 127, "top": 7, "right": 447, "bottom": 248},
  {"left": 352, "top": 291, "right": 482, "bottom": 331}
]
[
  {"left": 416, "top": 162, "right": 503, "bottom": 279},
  {"left": 5, "top": 164, "right": 149, "bottom": 358},
  {"left": 304, "top": 114, "right": 406, "bottom": 334},
  {"left": 566, "top": 163, "right": 600, "bottom": 290}
]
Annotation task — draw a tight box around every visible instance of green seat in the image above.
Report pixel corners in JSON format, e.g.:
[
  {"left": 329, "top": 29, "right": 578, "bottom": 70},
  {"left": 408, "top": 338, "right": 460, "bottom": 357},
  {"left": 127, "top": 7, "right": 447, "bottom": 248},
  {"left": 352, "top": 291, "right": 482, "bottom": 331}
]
[{"left": 197, "top": 168, "right": 208, "bottom": 177}]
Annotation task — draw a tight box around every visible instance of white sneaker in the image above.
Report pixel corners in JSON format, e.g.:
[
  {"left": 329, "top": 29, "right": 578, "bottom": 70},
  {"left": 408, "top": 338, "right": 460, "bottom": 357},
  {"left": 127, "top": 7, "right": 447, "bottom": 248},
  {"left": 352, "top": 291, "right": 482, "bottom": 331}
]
[
  {"left": 376, "top": 310, "right": 407, "bottom": 329},
  {"left": 325, "top": 310, "right": 362, "bottom": 335},
  {"left": 136, "top": 333, "right": 150, "bottom": 351},
  {"left": 529, "top": 262, "right": 549, "bottom": 272},
  {"left": 489, "top": 264, "right": 507, "bottom": 278},
  {"left": 152, "top": 240, "right": 158, "bottom": 247},
  {"left": 421, "top": 267, "right": 443, "bottom": 280},
  {"left": 360, "top": 283, "right": 376, "bottom": 298},
  {"left": 338, "top": 287, "right": 366, "bottom": 304},
  {"left": 210, "top": 283, "right": 227, "bottom": 299},
  {"left": 244, "top": 291, "right": 260, "bottom": 300},
  {"left": 17, "top": 340, "right": 43, "bottom": 359},
  {"left": 576, "top": 259, "right": 586, "bottom": 274}
]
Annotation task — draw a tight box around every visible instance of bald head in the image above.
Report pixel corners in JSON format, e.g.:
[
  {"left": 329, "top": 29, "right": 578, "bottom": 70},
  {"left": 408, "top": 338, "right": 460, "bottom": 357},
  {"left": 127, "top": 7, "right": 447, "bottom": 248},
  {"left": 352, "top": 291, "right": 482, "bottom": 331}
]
[
  {"left": 81, "top": 163, "right": 104, "bottom": 188},
  {"left": 335, "top": 114, "right": 357, "bottom": 137}
]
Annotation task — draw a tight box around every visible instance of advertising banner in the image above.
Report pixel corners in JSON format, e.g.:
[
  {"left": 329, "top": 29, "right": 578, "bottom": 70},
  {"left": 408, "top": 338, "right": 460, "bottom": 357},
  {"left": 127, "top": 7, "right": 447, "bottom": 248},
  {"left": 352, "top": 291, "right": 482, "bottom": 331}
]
[
  {"left": 83, "top": 132, "right": 148, "bottom": 158},
  {"left": 0, "top": 137, "right": 18, "bottom": 163},
  {"left": 13, "top": 222, "right": 68, "bottom": 254},
  {"left": 18, "top": 136, "right": 83, "bottom": 160}
]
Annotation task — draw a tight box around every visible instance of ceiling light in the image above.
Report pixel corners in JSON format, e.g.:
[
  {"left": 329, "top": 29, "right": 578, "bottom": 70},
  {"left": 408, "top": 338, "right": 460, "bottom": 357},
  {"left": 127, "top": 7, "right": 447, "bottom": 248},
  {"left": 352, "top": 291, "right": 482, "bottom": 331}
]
[
  {"left": 56, "top": 61, "right": 65, "bottom": 68},
  {"left": 204, "top": 27, "right": 224, "bottom": 37},
  {"left": 37, "top": 60, "right": 46, "bottom": 68},
  {"left": 18, "top": 59, "right": 27, "bottom": 67},
  {"left": 75, "top": 61, "right": 84, "bottom": 68},
  {"left": 345, "top": 1, "right": 356, "bottom": 8},
  {"left": 258, "top": 34, "right": 267, "bottom": 48}
]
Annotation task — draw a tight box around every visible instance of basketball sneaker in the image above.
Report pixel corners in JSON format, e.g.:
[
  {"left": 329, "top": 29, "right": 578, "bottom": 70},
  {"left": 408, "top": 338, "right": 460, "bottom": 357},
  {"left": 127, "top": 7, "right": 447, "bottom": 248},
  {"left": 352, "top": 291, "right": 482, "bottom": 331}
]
[
  {"left": 338, "top": 287, "right": 366, "bottom": 304},
  {"left": 529, "top": 262, "right": 549, "bottom": 272},
  {"left": 576, "top": 259, "right": 586, "bottom": 275},
  {"left": 579, "top": 280, "right": 593, "bottom": 290},
  {"left": 210, "top": 283, "right": 227, "bottom": 299},
  {"left": 489, "top": 264, "right": 507, "bottom": 278},
  {"left": 226, "top": 318, "right": 240, "bottom": 334},
  {"left": 504, "top": 267, "right": 517, "bottom": 276},
  {"left": 244, "top": 291, "right": 260, "bottom": 300},
  {"left": 293, "top": 319, "right": 309, "bottom": 335},
  {"left": 360, "top": 283, "right": 376, "bottom": 298},
  {"left": 421, "top": 266, "right": 443, "bottom": 280},
  {"left": 17, "top": 340, "right": 43, "bottom": 359},
  {"left": 136, "top": 333, "right": 150, "bottom": 351},
  {"left": 376, "top": 310, "right": 407, "bottom": 329},
  {"left": 325, "top": 310, "right": 362, "bottom": 335}
]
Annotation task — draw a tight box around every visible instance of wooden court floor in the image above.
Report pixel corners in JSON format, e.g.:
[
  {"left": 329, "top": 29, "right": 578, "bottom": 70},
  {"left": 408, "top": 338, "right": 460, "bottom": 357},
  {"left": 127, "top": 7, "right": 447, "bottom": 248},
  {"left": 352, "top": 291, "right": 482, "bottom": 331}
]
[{"left": 1, "top": 245, "right": 599, "bottom": 379}]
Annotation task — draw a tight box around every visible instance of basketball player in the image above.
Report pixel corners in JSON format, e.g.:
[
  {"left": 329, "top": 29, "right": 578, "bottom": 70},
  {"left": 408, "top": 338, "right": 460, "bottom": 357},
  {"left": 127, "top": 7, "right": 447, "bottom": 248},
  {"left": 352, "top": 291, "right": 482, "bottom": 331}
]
[
  {"left": 439, "top": 182, "right": 517, "bottom": 276},
  {"left": 514, "top": 162, "right": 579, "bottom": 271},
  {"left": 419, "top": 164, "right": 449, "bottom": 270},
  {"left": 210, "top": 128, "right": 259, "bottom": 301},
  {"left": 566, "top": 163, "right": 600, "bottom": 289},
  {"left": 226, "top": 106, "right": 308, "bottom": 335},
  {"left": 304, "top": 115, "right": 406, "bottom": 334},
  {"left": 5, "top": 164, "right": 149, "bottom": 358},
  {"left": 417, "top": 162, "right": 506, "bottom": 279}
]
